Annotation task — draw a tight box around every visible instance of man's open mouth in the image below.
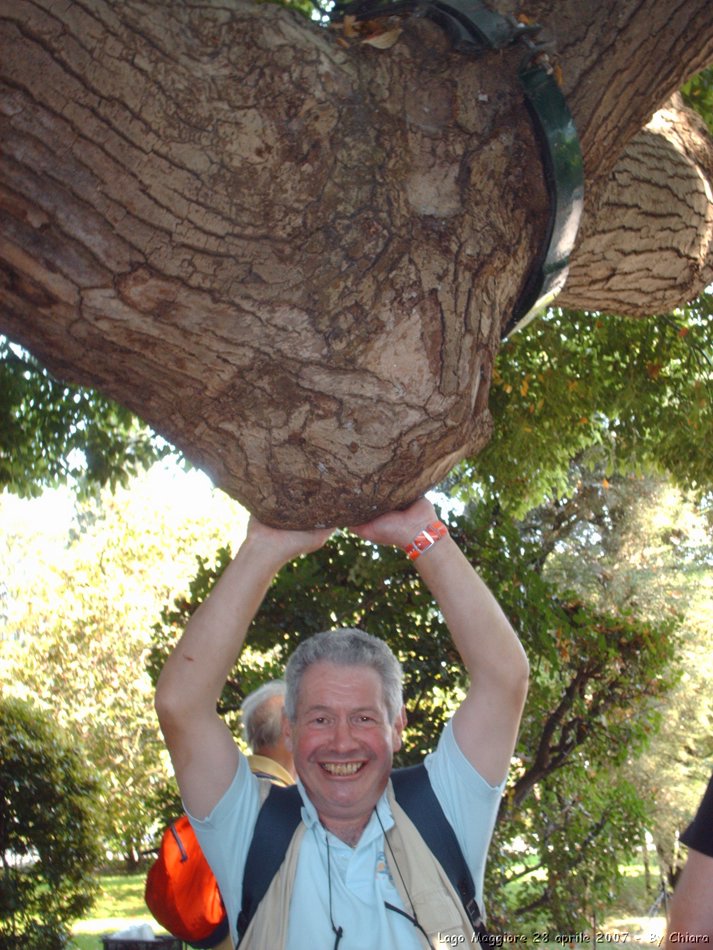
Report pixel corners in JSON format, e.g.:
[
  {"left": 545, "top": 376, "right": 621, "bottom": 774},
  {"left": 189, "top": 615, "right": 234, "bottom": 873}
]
[{"left": 319, "top": 762, "right": 364, "bottom": 776}]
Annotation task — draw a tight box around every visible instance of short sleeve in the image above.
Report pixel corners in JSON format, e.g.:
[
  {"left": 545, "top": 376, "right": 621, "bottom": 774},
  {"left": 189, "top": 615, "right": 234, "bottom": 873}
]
[
  {"left": 423, "top": 718, "right": 505, "bottom": 914},
  {"left": 185, "top": 753, "right": 262, "bottom": 945}
]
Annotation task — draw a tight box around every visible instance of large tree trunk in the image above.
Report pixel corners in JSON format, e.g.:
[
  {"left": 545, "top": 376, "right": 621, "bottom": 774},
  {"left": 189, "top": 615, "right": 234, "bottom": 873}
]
[{"left": 1, "top": 0, "right": 713, "bottom": 525}]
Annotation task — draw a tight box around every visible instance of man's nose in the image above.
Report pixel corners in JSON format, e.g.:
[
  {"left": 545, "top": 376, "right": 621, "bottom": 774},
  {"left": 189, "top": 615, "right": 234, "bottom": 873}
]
[{"left": 331, "top": 717, "right": 355, "bottom": 749}]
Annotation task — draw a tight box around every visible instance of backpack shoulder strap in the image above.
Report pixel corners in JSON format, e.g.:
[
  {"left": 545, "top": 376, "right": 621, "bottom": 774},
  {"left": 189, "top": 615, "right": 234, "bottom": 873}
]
[
  {"left": 391, "top": 763, "right": 489, "bottom": 941},
  {"left": 236, "top": 783, "right": 302, "bottom": 946}
]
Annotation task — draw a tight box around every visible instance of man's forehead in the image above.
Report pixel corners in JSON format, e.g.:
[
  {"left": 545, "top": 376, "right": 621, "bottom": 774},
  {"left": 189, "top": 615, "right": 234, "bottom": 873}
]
[
  {"left": 301, "top": 700, "right": 383, "bottom": 714},
  {"left": 295, "top": 661, "right": 386, "bottom": 705},
  {"left": 301, "top": 659, "right": 379, "bottom": 679}
]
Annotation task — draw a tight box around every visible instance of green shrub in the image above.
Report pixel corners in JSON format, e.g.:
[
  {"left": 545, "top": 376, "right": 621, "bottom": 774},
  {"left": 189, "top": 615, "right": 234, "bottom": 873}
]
[{"left": 0, "top": 695, "right": 103, "bottom": 949}]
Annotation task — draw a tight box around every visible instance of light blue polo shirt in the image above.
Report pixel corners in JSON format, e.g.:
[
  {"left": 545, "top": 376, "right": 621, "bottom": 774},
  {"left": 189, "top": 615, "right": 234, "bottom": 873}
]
[{"left": 188, "top": 719, "right": 504, "bottom": 949}]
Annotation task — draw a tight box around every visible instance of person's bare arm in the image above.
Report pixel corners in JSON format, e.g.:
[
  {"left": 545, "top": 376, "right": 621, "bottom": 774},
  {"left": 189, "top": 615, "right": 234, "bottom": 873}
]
[
  {"left": 155, "top": 518, "right": 333, "bottom": 818},
  {"left": 666, "top": 848, "right": 713, "bottom": 945},
  {"left": 352, "top": 497, "right": 528, "bottom": 785}
]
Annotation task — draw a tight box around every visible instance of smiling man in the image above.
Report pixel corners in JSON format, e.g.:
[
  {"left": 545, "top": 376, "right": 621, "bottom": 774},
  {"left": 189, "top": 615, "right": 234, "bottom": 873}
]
[{"left": 155, "top": 497, "right": 529, "bottom": 949}]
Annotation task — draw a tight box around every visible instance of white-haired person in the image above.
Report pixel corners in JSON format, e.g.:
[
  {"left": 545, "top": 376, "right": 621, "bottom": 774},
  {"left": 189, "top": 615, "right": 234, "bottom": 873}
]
[{"left": 240, "top": 679, "right": 295, "bottom": 787}]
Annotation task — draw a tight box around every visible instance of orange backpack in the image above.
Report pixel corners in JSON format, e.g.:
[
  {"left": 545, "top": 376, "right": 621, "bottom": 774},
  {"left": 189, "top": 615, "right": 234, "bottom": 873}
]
[{"left": 145, "top": 815, "right": 229, "bottom": 948}]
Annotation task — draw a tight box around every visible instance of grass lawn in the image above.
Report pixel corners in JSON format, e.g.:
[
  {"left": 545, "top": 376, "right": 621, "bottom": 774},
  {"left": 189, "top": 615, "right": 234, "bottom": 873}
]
[{"left": 70, "top": 871, "right": 164, "bottom": 950}]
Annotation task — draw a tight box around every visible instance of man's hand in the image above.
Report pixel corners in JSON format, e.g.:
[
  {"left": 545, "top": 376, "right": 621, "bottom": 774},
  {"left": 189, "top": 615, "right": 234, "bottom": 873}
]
[
  {"left": 240, "top": 514, "right": 335, "bottom": 579},
  {"left": 350, "top": 496, "right": 439, "bottom": 550},
  {"left": 245, "top": 515, "right": 334, "bottom": 567}
]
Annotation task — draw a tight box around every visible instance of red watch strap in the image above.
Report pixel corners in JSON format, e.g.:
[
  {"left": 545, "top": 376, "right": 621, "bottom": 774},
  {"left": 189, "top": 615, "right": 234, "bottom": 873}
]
[{"left": 404, "top": 521, "right": 448, "bottom": 560}]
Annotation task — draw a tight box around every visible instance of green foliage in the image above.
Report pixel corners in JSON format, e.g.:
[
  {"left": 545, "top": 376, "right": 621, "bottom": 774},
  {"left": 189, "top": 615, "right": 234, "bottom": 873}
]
[
  {"left": 456, "top": 495, "right": 680, "bottom": 925},
  {"left": 0, "top": 337, "right": 170, "bottom": 497},
  {"left": 458, "top": 302, "right": 713, "bottom": 516},
  {"left": 0, "top": 696, "right": 102, "bottom": 949},
  {"left": 476, "top": 470, "right": 706, "bottom": 923},
  {"left": 682, "top": 66, "right": 713, "bottom": 135},
  {"left": 531, "top": 471, "right": 713, "bottom": 876},
  {"left": 491, "top": 773, "right": 650, "bottom": 928},
  {"left": 491, "top": 598, "right": 678, "bottom": 926}
]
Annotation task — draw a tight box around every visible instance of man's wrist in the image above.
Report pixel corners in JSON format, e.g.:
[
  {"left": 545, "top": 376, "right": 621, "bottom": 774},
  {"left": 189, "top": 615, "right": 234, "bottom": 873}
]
[
  {"left": 238, "top": 531, "right": 294, "bottom": 575},
  {"left": 403, "top": 521, "right": 449, "bottom": 561}
]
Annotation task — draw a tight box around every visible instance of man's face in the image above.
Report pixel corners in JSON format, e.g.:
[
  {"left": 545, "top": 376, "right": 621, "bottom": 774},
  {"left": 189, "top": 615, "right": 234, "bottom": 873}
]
[{"left": 285, "top": 661, "right": 405, "bottom": 832}]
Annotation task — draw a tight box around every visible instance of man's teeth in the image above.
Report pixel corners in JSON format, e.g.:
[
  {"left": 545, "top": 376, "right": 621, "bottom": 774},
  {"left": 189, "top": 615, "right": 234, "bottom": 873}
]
[{"left": 321, "top": 762, "right": 362, "bottom": 776}]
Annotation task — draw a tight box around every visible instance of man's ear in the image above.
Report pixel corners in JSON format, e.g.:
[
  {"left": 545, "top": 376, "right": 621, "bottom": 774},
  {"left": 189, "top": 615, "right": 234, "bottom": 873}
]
[
  {"left": 392, "top": 704, "right": 407, "bottom": 752},
  {"left": 282, "top": 709, "right": 293, "bottom": 752}
]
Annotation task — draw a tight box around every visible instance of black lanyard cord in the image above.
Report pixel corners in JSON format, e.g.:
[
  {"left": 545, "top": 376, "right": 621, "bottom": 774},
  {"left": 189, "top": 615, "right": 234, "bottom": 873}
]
[
  {"left": 384, "top": 901, "right": 437, "bottom": 950},
  {"left": 325, "top": 833, "right": 344, "bottom": 949}
]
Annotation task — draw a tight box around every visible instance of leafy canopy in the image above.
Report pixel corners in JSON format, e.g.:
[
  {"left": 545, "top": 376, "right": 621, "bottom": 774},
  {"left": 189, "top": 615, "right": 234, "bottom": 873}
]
[
  {"left": 1, "top": 467, "right": 245, "bottom": 868},
  {"left": 682, "top": 65, "right": 713, "bottom": 134},
  {"left": 0, "top": 337, "right": 170, "bottom": 497},
  {"left": 457, "top": 300, "right": 713, "bottom": 515}
]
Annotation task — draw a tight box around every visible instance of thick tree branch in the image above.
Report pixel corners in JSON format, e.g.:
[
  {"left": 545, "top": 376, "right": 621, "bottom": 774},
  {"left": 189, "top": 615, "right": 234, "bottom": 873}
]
[
  {"left": 1, "top": 0, "right": 712, "bottom": 523},
  {"left": 528, "top": 0, "right": 713, "bottom": 179},
  {"left": 562, "top": 98, "right": 713, "bottom": 314}
]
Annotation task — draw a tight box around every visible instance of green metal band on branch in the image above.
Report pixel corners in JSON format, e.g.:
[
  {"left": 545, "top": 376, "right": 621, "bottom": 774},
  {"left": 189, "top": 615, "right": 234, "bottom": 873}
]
[{"left": 509, "top": 63, "right": 584, "bottom": 336}]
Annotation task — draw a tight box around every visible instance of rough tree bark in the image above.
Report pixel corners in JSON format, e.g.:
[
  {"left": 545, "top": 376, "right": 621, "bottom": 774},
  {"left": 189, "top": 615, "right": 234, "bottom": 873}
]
[{"left": 1, "top": 0, "right": 713, "bottom": 526}]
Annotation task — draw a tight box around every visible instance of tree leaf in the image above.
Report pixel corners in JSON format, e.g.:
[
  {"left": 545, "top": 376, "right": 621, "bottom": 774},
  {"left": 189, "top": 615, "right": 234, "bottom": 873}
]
[{"left": 361, "top": 27, "right": 402, "bottom": 48}]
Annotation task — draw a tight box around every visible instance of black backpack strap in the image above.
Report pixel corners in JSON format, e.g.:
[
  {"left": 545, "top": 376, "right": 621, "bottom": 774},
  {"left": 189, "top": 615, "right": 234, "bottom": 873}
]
[
  {"left": 391, "top": 764, "right": 490, "bottom": 942},
  {"left": 236, "top": 783, "right": 303, "bottom": 946}
]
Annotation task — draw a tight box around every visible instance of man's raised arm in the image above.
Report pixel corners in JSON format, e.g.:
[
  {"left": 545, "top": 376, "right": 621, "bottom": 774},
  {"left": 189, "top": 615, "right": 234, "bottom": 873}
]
[
  {"left": 155, "top": 518, "right": 333, "bottom": 819},
  {"left": 351, "top": 497, "right": 529, "bottom": 786}
]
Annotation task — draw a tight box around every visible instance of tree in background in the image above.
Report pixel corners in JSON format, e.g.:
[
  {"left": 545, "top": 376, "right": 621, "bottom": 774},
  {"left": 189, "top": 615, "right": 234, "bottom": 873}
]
[
  {"left": 453, "top": 300, "right": 713, "bottom": 517},
  {"left": 0, "top": 466, "right": 244, "bottom": 868},
  {"left": 0, "top": 695, "right": 102, "bottom": 949},
  {"left": 531, "top": 467, "right": 713, "bottom": 879},
  {"left": 0, "top": 336, "right": 169, "bottom": 498}
]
